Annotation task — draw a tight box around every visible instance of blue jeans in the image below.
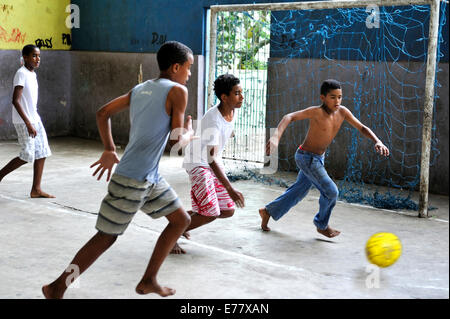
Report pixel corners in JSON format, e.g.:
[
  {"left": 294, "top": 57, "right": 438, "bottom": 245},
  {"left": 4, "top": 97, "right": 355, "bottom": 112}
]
[{"left": 265, "top": 148, "right": 339, "bottom": 230}]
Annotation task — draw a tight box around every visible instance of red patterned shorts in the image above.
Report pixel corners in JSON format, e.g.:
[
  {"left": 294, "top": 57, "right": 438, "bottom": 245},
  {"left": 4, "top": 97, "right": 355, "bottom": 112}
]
[{"left": 188, "top": 166, "right": 235, "bottom": 217}]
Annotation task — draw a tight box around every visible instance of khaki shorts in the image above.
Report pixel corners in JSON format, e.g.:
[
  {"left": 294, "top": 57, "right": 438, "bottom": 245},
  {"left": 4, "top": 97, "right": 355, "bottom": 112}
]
[{"left": 95, "top": 173, "right": 182, "bottom": 235}]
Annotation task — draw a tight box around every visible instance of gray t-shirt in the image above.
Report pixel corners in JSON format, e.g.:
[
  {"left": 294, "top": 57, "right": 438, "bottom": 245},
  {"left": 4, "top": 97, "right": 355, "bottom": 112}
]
[{"left": 115, "top": 78, "right": 177, "bottom": 182}]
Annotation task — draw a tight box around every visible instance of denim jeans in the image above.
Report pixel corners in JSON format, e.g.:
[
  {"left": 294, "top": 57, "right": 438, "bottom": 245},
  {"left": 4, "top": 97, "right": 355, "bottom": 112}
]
[{"left": 265, "top": 148, "right": 339, "bottom": 230}]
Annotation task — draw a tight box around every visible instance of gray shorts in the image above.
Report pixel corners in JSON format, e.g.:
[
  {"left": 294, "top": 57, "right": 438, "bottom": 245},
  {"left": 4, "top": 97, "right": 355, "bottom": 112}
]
[
  {"left": 14, "top": 120, "right": 51, "bottom": 163},
  {"left": 95, "top": 173, "right": 182, "bottom": 235}
]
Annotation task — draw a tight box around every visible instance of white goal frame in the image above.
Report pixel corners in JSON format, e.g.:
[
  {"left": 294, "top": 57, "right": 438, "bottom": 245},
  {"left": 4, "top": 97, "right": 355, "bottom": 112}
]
[{"left": 207, "top": 0, "right": 441, "bottom": 218}]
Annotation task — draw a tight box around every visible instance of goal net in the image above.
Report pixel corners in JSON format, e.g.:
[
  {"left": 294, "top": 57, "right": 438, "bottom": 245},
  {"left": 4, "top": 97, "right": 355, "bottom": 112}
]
[{"left": 207, "top": 0, "right": 447, "bottom": 212}]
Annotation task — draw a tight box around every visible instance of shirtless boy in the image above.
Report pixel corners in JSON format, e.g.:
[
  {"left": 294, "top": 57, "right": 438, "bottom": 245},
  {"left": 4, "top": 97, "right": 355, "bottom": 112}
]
[{"left": 259, "top": 79, "right": 389, "bottom": 237}]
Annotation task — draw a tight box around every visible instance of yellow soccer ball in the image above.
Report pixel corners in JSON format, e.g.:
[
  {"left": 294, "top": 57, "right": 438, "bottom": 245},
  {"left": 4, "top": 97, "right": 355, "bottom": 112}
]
[{"left": 365, "top": 232, "right": 402, "bottom": 268}]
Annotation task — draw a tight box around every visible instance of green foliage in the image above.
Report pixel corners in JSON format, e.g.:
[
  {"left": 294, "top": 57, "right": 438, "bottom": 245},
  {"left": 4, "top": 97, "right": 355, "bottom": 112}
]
[{"left": 216, "top": 11, "right": 270, "bottom": 70}]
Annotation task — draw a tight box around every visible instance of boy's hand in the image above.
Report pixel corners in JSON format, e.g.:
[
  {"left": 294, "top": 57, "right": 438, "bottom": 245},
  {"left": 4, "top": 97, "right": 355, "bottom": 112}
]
[
  {"left": 375, "top": 142, "right": 389, "bottom": 157},
  {"left": 266, "top": 136, "right": 279, "bottom": 156},
  {"left": 26, "top": 123, "right": 37, "bottom": 138},
  {"left": 184, "top": 115, "right": 193, "bottom": 132},
  {"left": 175, "top": 115, "right": 199, "bottom": 148},
  {"left": 229, "top": 187, "right": 245, "bottom": 208},
  {"left": 90, "top": 150, "right": 120, "bottom": 181},
  {"left": 184, "top": 115, "right": 198, "bottom": 142}
]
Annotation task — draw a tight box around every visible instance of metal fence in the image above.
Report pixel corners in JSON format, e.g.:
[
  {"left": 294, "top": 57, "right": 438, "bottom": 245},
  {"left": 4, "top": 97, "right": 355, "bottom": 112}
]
[{"left": 212, "top": 10, "right": 270, "bottom": 163}]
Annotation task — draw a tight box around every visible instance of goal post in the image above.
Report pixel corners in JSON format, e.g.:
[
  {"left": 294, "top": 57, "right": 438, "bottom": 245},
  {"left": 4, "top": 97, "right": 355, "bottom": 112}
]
[
  {"left": 418, "top": 0, "right": 441, "bottom": 218},
  {"left": 207, "top": 0, "right": 442, "bottom": 217}
]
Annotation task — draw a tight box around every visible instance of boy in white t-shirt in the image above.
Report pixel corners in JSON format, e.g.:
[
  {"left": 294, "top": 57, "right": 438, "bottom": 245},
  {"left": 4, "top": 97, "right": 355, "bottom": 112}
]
[
  {"left": 0, "top": 44, "right": 54, "bottom": 198},
  {"left": 172, "top": 74, "right": 245, "bottom": 254}
]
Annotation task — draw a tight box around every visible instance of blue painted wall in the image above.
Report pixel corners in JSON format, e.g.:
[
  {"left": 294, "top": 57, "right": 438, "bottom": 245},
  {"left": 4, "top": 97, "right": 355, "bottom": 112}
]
[
  {"left": 71, "top": 0, "right": 448, "bottom": 62},
  {"left": 71, "top": 0, "right": 293, "bottom": 54}
]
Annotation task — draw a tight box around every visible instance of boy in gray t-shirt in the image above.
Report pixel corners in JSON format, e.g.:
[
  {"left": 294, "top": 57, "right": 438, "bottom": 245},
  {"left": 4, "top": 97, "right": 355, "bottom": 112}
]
[{"left": 43, "top": 41, "right": 196, "bottom": 298}]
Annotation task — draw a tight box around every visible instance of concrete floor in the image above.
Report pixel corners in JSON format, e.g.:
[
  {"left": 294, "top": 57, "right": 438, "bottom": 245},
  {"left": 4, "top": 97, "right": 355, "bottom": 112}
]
[{"left": 0, "top": 137, "right": 448, "bottom": 299}]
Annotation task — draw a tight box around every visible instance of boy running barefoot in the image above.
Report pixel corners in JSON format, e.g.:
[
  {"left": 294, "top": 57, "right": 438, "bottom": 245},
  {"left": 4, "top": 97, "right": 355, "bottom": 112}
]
[
  {"left": 42, "top": 41, "right": 196, "bottom": 298},
  {"left": 259, "top": 79, "right": 389, "bottom": 238},
  {"left": 172, "top": 74, "right": 245, "bottom": 254}
]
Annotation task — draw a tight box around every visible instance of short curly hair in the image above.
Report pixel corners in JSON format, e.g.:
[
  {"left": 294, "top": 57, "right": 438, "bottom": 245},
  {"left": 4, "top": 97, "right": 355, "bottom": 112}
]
[
  {"left": 213, "top": 74, "right": 240, "bottom": 102},
  {"left": 156, "top": 41, "right": 193, "bottom": 71},
  {"left": 22, "top": 44, "right": 38, "bottom": 57},
  {"left": 320, "top": 79, "right": 341, "bottom": 96}
]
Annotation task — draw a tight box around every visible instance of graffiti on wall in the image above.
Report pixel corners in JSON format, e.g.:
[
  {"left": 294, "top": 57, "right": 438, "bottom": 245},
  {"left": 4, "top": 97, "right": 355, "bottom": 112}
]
[
  {"left": 0, "top": 26, "right": 26, "bottom": 44},
  {"left": 35, "top": 37, "right": 53, "bottom": 49},
  {"left": 62, "top": 33, "right": 71, "bottom": 46},
  {"left": 1, "top": 3, "right": 13, "bottom": 18},
  {"left": 0, "top": 0, "right": 71, "bottom": 50},
  {"left": 130, "top": 32, "right": 167, "bottom": 47}
]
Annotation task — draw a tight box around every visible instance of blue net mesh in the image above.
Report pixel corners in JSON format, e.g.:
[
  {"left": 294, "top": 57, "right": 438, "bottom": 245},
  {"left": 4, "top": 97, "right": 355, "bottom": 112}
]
[{"left": 218, "top": 2, "right": 447, "bottom": 211}]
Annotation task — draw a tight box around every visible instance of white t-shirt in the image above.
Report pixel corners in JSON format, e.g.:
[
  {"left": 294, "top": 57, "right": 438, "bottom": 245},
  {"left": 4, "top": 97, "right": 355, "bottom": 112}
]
[
  {"left": 12, "top": 66, "right": 41, "bottom": 124},
  {"left": 183, "top": 105, "right": 236, "bottom": 171}
]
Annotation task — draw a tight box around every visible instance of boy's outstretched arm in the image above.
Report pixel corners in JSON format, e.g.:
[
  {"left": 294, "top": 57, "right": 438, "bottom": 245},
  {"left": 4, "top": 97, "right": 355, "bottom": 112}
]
[
  {"left": 343, "top": 107, "right": 389, "bottom": 157},
  {"left": 90, "top": 91, "right": 132, "bottom": 181},
  {"left": 266, "top": 107, "right": 315, "bottom": 155},
  {"left": 167, "top": 85, "right": 197, "bottom": 149}
]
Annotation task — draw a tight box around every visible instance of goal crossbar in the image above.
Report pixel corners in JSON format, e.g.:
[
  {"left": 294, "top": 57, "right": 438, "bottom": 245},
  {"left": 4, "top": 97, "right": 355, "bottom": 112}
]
[{"left": 210, "top": 0, "right": 432, "bottom": 13}]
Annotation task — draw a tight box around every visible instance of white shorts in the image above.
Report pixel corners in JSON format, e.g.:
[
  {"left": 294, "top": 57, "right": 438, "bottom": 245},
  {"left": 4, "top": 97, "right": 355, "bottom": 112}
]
[{"left": 14, "top": 120, "right": 52, "bottom": 163}]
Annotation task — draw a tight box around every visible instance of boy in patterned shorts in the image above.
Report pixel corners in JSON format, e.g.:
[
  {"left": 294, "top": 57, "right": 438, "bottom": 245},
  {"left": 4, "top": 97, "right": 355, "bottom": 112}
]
[{"left": 172, "top": 74, "right": 245, "bottom": 254}]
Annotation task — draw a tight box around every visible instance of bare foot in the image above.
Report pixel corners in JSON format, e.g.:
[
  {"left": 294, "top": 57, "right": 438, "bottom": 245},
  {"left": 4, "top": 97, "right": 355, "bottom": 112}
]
[
  {"left": 31, "top": 190, "right": 55, "bottom": 198},
  {"left": 259, "top": 208, "right": 271, "bottom": 231},
  {"left": 170, "top": 232, "right": 190, "bottom": 254},
  {"left": 170, "top": 242, "right": 186, "bottom": 254},
  {"left": 136, "top": 279, "right": 176, "bottom": 297},
  {"left": 42, "top": 284, "right": 63, "bottom": 299},
  {"left": 317, "top": 226, "right": 341, "bottom": 238}
]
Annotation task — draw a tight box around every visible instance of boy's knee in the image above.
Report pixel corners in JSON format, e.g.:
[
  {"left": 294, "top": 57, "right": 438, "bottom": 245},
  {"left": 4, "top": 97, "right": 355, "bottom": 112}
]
[
  {"left": 219, "top": 209, "right": 235, "bottom": 218},
  {"left": 182, "top": 212, "right": 191, "bottom": 227},
  {"left": 168, "top": 208, "right": 191, "bottom": 228},
  {"left": 330, "top": 187, "right": 339, "bottom": 200},
  {"left": 323, "top": 185, "right": 339, "bottom": 201}
]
